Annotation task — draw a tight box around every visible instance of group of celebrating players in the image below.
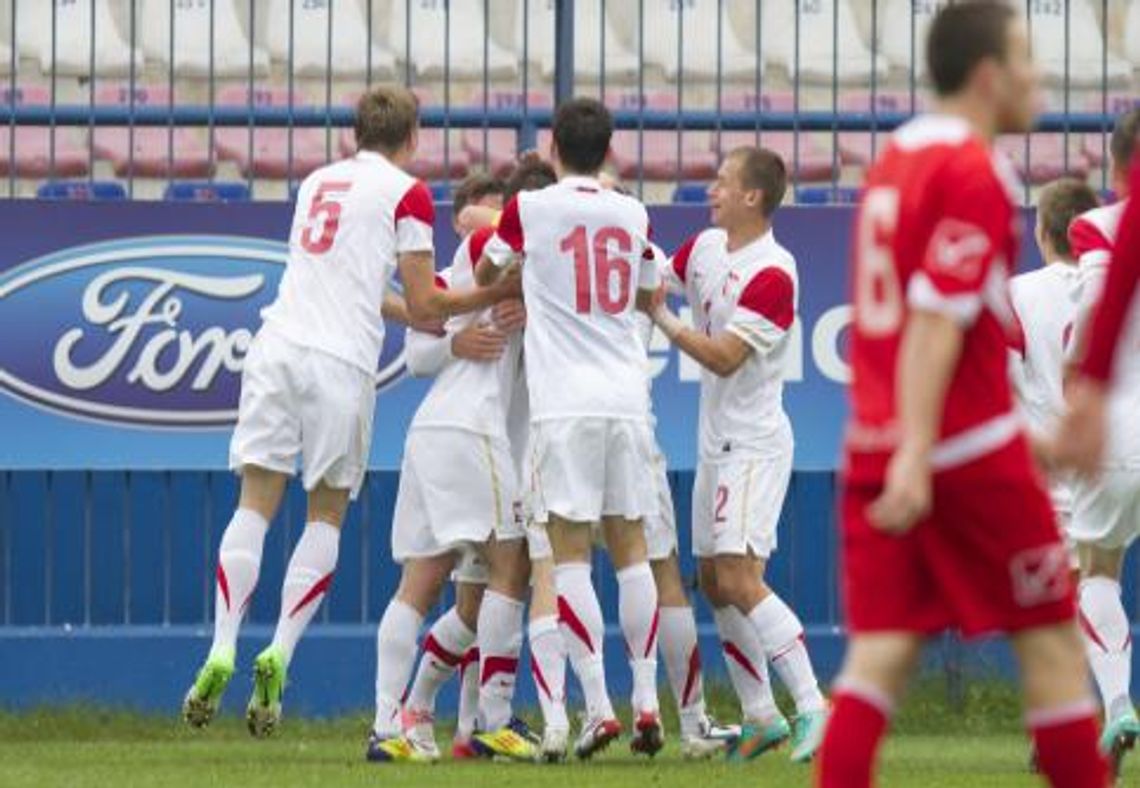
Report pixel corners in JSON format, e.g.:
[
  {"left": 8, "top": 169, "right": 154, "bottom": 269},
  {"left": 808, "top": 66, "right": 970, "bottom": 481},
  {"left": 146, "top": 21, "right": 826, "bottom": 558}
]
[{"left": 175, "top": 2, "right": 1139, "bottom": 786}]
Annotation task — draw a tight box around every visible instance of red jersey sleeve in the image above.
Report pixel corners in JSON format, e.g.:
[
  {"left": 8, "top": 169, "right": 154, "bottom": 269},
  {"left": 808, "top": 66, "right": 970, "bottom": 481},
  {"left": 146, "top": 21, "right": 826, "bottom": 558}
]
[
  {"left": 670, "top": 234, "right": 699, "bottom": 285},
  {"left": 484, "top": 196, "right": 524, "bottom": 266},
  {"left": 907, "top": 156, "right": 1012, "bottom": 326},
  {"left": 395, "top": 180, "right": 435, "bottom": 254},
  {"left": 1069, "top": 214, "right": 1115, "bottom": 266},
  {"left": 727, "top": 266, "right": 796, "bottom": 354}
]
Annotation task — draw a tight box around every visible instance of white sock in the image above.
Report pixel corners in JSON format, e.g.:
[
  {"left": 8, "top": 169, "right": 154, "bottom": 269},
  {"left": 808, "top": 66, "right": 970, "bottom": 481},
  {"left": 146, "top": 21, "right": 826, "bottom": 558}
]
[
  {"left": 659, "top": 606, "right": 706, "bottom": 736},
  {"left": 747, "top": 594, "right": 825, "bottom": 714},
  {"left": 373, "top": 599, "right": 423, "bottom": 736},
  {"left": 529, "top": 615, "right": 569, "bottom": 731},
  {"left": 270, "top": 521, "right": 339, "bottom": 665},
  {"left": 1079, "top": 577, "right": 1134, "bottom": 722},
  {"left": 456, "top": 647, "right": 480, "bottom": 739},
  {"left": 617, "top": 562, "right": 660, "bottom": 714},
  {"left": 210, "top": 508, "right": 268, "bottom": 658},
  {"left": 405, "top": 606, "right": 476, "bottom": 714},
  {"left": 554, "top": 562, "right": 615, "bottom": 721},
  {"left": 713, "top": 605, "right": 780, "bottom": 723},
  {"left": 477, "top": 590, "right": 525, "bottom": 731}
]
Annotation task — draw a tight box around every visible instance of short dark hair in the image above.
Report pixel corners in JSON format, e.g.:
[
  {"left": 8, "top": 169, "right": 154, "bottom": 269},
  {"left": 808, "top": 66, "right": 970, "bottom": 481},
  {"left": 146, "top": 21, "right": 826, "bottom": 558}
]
[
  {"left": 728, "top": 146, "right": 787, "bottom": 217},
  {"left": 927, "top": 1, "right": 1017, "bottom": 98},
  {"left": 453, "top": 173, "right": 505, "bottom": 218},
  {"left": 504, "top": 152, "right": 558, "bottom": 200},
  {"left": 1037, "top": 178, "right": 1099, "bottom": 257},
  {"left": 552, "top": 97, "right": 613, "bottom": 174},
  {"left": 354, "top": 86, "right": 419, "bottom": 153},
  {"left": 1110, "top": 108, "right": 1140, "bottom": 171}
]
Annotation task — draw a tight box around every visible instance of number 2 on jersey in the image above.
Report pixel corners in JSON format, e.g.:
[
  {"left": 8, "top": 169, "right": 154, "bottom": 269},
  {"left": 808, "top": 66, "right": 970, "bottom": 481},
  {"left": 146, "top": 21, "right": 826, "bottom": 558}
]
[
  {"left": 301, "top": 181, "right": 353, "bottom": 254},
  {"left": 561, "top": 225, "right": 634, "bottom": 314}
]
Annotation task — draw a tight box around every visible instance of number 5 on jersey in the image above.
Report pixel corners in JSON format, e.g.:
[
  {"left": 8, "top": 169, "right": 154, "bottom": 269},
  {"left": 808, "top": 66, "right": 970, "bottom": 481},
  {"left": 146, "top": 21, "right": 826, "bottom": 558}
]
[{"left": 301, "top": 181, "right": 353, "bottom": 254}]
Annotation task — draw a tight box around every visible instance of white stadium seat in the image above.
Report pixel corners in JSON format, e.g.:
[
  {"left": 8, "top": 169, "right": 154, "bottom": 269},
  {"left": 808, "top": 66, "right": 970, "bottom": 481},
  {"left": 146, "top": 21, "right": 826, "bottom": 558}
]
[
  {"left": 876, "top": 0, "right": 946, "bottom": 79},
  {"left": 390, "top": 0, "right": 517, "bottom": 80},
  {"left": 758, "top": 0, "right": 887, "bottom": 85},
  {"left": 17, "top": 0, "right": 142, "bottom": 77},
  {"left": 1121, "top": 0, "right": 1140, "bottom": 71},
  {"left": 141, "top": 0, "right": 269, "bottom": 78},
  {"left": 1026, "top": 0, "right": 1130, "bottom": 87},
  {"left": 267, "top": 0, "right": 396, "bottom": 78},
  {"left": 633, "top": 0, "right": 756, "bottom": 82},
  {"left": 520, "top": 0, "right": 640, "bottom": 82}
]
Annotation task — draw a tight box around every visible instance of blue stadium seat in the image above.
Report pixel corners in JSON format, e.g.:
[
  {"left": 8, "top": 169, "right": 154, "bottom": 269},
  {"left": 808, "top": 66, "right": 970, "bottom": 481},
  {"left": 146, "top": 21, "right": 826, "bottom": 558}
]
[
  {"left": 36, "top": 180, "right": 126, "bottom": 201},
  {"left": 672, "top": 183, "right": 709, "bottom": 204},
  {"left": 430, "top": 183, "right": 452, "bottom": 202},
  {"left": 163, "top": 182, "right": 251, "bottom": 203},
  {"left": 796, "top": 187, "right": 860, "bottom": 205}
]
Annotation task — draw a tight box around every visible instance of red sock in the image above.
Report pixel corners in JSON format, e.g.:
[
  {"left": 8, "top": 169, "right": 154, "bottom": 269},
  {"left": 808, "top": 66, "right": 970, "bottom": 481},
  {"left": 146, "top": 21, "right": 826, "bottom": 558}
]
[
  {"left": 1031, "top": 706, "right": 1109, "bottom": 788},
  {"left": 816, "top": 689, "right": 890, "bottom": 788}
]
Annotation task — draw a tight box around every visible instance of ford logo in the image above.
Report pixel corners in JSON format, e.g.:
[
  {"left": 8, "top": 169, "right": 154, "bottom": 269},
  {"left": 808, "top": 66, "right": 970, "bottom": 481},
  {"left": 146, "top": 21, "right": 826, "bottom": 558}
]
[{"left": 0, "top": 235, "right": 407, "bottom": 427}]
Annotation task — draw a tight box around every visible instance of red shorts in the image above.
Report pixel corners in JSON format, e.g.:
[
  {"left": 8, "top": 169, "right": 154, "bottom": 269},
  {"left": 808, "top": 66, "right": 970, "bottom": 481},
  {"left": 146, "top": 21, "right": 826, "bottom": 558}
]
[{"left": 841, "top": 450, "right": 1075, "bottom": 638}]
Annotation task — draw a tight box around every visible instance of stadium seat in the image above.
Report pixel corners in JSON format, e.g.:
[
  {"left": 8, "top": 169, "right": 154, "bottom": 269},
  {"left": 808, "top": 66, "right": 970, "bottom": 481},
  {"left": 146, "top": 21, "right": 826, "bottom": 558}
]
[
  {"left": 1026, "top": 0, "right": 1131, "bottom": 87},
  {"left": 337, "top": 90, "right": 469, "bottom": 181},
  {"left": 214, "top": 86, "right": 329, "bottom": 180},
  {"left": 876, "top": 0, "right": 946, "bottom": 78},
  {"left": 90, "top": 84, "right": 212, "bottom": 179},
  {"left": 163, "top": 181, "right": 251, "bottom": 202},
  {"left": 606, "top": 90, "right": 718, "bottom": 181},
  {"left": 0, "top": 86, "right": 89, "bottom": 178},
  {"left": 713, "top": 92, "right": 838, "bottom": 183},
  {"left": 672, "top": 182, "right": 709, "bottom": 204},
  {"left": 36, "top": 180, "right": 126, "bottom": 201},
  {"left": 633, "top": 0, "right": 756, "bottom": 82},
  {"left": 17, "top": 0, "right": 142, "bottom": 77},
  {"left": 390, "top": 0, "right": 517, "bottom": 80},
  {"left": 140, "top": 0, "right": 269, "bottom": 78},
  {"left": 461, "top": 90, "right": 553, "bottom": 176},
  {"left": 1082, "top": 94, "right": 1140, "bottom": 168},
  {"left": 266, "top": 0, "right": 396, "bottom": 78},
  {"left": 796, "top": 186, "right": 859, "bottom": 205},
  {"left": 757, "top": 0, "right": 888, "bottom": 84},
  {"left": 430, "top": 182, "right": 451, "bottom": 201},
  {"left": 837, "top": 91, "right": 925, "bottom": 166},
  {"left": 519, "top": 0, "right": 640, "bottom": 82},
  {"left": 997, "top": 134, "right": 1090, "bottom": 185},
  {"left": 1127, "top": 0, "right": 1140, "bottom": 70}
]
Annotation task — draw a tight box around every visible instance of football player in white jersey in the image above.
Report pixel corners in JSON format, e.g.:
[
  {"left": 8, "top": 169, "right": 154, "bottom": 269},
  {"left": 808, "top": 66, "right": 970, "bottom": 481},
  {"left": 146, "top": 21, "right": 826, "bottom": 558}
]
[
  {"left": 181, "top": 86, "right": 520, "bottom": 737},
  {"left": 1061, "top": 109, "right": 1140, "bottom": 772},
  {"left": 476, "top": 98, "right": 664, "bottom": 759},
  {"left": 650, "top": 147, "right": 827, "bottom": 763}
]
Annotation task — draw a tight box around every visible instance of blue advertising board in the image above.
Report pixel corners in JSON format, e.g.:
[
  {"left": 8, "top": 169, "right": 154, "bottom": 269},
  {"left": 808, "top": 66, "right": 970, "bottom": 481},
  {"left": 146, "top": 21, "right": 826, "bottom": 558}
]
[{"left": 0, "top": 201, "right": 1041, "bottom": 471}]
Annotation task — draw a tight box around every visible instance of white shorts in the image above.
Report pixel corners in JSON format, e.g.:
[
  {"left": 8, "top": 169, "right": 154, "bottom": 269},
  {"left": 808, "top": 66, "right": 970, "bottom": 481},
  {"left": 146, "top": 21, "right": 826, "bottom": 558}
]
[
  {"left": 645, "top": 443, "right": 678, "bottom": 561},
  {"left": 528, "top": 417, "right": 657, "bottom": 524},
  {"left": 229, "top": 328, "right": 375, "bottom": 498},
  {"left": 1069, "top": 468, "right": 1140, "bottom": 550},
  {"left": 526, "top": 521, "right": 553, "bottom": 561},
  {"left": 692, "top": 453, "right": 792, "bottom": 559},
  {"left": 392, "top": 428, "right": 523, "bottom": 563}
]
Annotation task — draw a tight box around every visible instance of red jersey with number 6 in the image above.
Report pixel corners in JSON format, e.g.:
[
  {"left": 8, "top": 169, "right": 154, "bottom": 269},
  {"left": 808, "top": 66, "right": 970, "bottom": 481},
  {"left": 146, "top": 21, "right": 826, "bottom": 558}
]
[
  {"left": 261, "top": 150, "right": 434, "bottom": 374},
  {"left": 484, "top": 175, "right": 659, "bottom": 421},
  {"left": 845, "top": 114, "right": 1028, "bottom": 484}
]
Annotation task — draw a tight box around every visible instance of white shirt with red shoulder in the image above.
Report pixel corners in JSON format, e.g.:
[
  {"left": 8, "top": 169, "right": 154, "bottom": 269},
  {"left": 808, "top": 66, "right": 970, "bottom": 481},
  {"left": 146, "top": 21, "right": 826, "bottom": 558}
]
[
  {"left": 484, "top": 175, "right": 659, "bottom": 422},
  {"left": 261, "top": 150, "right": 434, "bottom": 374},
  {"left": 408, "top": 226, "right": 523, "bottom": 441},
  {"left": 845, "top": 114, "right": 1026, "bottom": 484},
  {"left": 668, "top": 228, "right": 798, "bottom": 463}
]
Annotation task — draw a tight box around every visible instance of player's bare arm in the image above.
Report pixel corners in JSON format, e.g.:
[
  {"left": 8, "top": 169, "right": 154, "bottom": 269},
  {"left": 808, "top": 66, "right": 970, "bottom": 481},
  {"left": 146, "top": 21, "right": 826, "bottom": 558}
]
[
  {"left": 399, "top": 250, "right": 521, "bottom": 323},
  {"left": 869, "top": 310, "right": 964, "bottom": 533},
  {"left": 650, "top": 300, "right": 753, "bottom": 378}
]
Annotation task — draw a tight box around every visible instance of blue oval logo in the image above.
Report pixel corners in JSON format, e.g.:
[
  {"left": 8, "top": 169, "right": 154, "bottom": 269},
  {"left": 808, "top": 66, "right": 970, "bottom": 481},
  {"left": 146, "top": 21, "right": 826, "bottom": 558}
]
[{"left": 0, "top": 235, "right": 407, "bottom": 427}]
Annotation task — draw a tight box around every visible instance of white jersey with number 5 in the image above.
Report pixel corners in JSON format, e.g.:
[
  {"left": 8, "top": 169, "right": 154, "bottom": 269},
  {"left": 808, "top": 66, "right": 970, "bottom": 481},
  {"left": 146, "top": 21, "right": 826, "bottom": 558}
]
[
  {"left": 484, "top": 175, "right": 659, "bottom": 421},
  {"left": 261, "top": 150, "right": 435, "bottom": 374}
]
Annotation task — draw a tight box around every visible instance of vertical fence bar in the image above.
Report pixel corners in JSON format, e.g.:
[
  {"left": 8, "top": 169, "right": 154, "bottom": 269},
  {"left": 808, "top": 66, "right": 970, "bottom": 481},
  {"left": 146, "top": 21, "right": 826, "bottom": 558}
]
[
  {"left": 87, "top": 0, "right": 95, "bottom": 187},
  {"left": 715, "top": 0, "right": 723, "bottom": 174},
  {"left": 636, "top": 0, "right": 644, "bottom": 196},
  {"left": 127, "top": 0, "right": 137, "bottom": 198},
  {"left": 443, "top": 0, "right": 452, "bottom": 193},
  {"left": 208, "top": 0, "right": 216, "bottom": 186},
  {"left": 288, "top": 0, "right": 296, "bottom": 189},
  {"left": 872, "top": 0, "right": 883, "bottom": 165},
  {"left": 674, "top": 0, "right": 684, "bottom": 187},
  {"left": 1062, "top": 0, "right": 1070, "bottom": 177},
  {"left": 7, "top": 0, "right": 15, "bottom": 198},
  {"left": 1100, "top": 0, "right": 1108, "bottom": 194},
  {"left": 830, "top": 0, "right": 839, "bottom": 196},
  {"left": 520, "top": 0, "right": 531, "bottom": 154},
  {"left": 44, "top": 471, "right": 53, "bottom": 624},
  {"left": 753, "top": 0, "right": 761, "bottom": 148},
  {"left": 83, "top": 471, "right": 92, "bottom": 626},
  {"left": 404, "top": 0, "right": 412, "bottom": 88},
  {"left": 247, "top": 0, "right": 256, "bottom": 196},
  {"left": 599, "top": 0, "right": 606, "bottom": 101},
  {"left": 1021, "top": 0, "right": 1030, "bottom": 205},
  {"left": 50, "top": 0, "right": 58, "bottom": 182},
  {"left": 366, "top": 0, "right": 373, "bottom": 87},
  {"left": 481, "top": 0, "right": 489, "bottom": 167},
  {"left": 325, "top": 0, "right": 334, "bottom": 165},
  {"left": 792, "top": 0, "right": 800, "bottom": 194},
  {"left": 554, "top": 0, "right": 574, "bottom": 108},
  {"left": 168, "top": 0, "right": 175, "bottom": 196}
]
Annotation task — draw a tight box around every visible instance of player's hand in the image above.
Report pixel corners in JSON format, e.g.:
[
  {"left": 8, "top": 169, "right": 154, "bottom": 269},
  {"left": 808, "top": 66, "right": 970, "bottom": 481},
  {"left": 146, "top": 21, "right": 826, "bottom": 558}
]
[
  {"left": 494, "top": 263, "right": 523, "bottom": 300},
  {"left": 868, "top": 444, "right": 932, "bottom": 534},
  {"left": 408, "top": 315, "right": 446, "bottom": 336},
  {"left": 492, "top": 298, "right": 527, "bottom": 334},
  {"left": 640, "top": 283, "right": 666, "bottom": 316},
  {"left": 451, "top": 322, "right": 508, "bottom": 362},
  {"left": 1052, "top": 377, "right": 1108, "bottom": 477}
]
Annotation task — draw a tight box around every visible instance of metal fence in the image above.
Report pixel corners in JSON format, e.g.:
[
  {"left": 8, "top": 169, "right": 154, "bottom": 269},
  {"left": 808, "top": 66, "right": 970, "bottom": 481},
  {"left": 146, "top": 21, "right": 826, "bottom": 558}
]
[{"left": 0, "top": 0, "right": 1134, "bottom": 203}]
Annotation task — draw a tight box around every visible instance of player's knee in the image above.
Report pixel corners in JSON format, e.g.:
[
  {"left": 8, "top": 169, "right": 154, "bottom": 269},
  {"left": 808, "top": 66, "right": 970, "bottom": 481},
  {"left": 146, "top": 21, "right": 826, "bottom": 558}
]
[
  {"left": 698, "top": 561, "right": 723, "bottom": 607},
  {"left": 651, "top": 556, "right": 690, "bottom": 608},
  {"left": 843, "top": 634, "right": 922, "bottom": 701},
  {"left": 1077, "top": 543, "right": 1124, "bottom": 580},
  {"left": 455, "top": 583, "right": 485, "bottom": 627},
  {"left": 1014, "top": 624, "right": 1089, "bottom": 706},
  {"left": 395, "top": 559, "right": 451, "bottom": 614}
]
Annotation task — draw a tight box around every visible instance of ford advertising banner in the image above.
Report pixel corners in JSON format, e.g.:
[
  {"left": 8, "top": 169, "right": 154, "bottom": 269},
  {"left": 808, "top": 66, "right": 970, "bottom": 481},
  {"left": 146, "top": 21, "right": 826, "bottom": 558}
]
[{"left": 0, "top": 201, "right": 1040, "bottom": 471}]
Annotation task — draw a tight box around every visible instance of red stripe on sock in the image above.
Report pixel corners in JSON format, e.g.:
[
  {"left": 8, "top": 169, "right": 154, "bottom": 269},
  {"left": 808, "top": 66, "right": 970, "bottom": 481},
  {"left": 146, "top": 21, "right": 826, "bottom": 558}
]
[
  {"left": 644, "top": 609, "right": 660, "bottom": 658},
  {"left": 459, "top": 647, "right": 480, "bottom": 679},
  {"left": 239, "top": 591, "right": 254, "bottom": 615},
  {"left": 723, "top": 641, "right": 763, "bottom": 684},
  {"left": 423, "top": 634, "right": 464, "bottom": 668},
  {"left": 557, "top": 596, "right": 595, "bottom": 654},
  {"left": 682, "top": 645, "right": 702, "bottom": 707},
  {"left": 530, "top": 653, "right": 553, "bottom": 701},
  {"left": 1078, "top": 610, "right": 1109, "bottom": 653},
  {"left": 287, "top": 571, "right": 334, "bottom": 618},
  {"left": 216, "top": 564, "right": 231, "bottom": 611},
  {"left": 481, "top": 656, "right": 519, "bottom": 685},
  {"left": 772, "top": 633, "right": 806, "bottom": 662}
]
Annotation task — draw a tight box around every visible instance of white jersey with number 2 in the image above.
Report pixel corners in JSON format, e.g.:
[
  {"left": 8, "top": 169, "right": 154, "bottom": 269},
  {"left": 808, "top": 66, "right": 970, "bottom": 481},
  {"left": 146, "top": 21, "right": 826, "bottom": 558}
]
[{"left": 484, "top": 175, "right": 659, "bottom": 421}]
